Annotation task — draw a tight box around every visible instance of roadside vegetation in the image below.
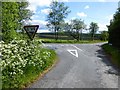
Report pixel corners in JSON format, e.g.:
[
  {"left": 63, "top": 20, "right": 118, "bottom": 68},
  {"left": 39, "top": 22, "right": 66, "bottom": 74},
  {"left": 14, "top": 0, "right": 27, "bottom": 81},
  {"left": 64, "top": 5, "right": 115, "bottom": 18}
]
[
  {"left": 102, "top": 7, "right": 120, "bottom": 68},
  {"left": 102, "top": 44, "right": 120, "bottom": 68},
  {"left": 107, "top": 8, "right": 120, "bottom": 49},
  {"left": 0, "top": 40, "right": 56, "bottom": 88},
  {"left": 1, "top": 1, "right": 57, "bottom": 89}
]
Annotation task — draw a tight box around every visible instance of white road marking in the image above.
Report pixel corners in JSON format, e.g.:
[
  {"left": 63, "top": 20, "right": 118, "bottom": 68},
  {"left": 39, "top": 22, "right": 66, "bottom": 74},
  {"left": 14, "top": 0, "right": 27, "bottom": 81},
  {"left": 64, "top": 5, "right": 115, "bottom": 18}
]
[
  {"left": 61, "top": 45, "right": 64, "bottom": 47},
  {"left": 42, "top": 42, "right": 46, "bottom": 46},
  {"left": 71, "top": 45, "right": 82, "bottom": 51},
  {"left": 67, "top": 49, "right": 78, "bottom": 58}
]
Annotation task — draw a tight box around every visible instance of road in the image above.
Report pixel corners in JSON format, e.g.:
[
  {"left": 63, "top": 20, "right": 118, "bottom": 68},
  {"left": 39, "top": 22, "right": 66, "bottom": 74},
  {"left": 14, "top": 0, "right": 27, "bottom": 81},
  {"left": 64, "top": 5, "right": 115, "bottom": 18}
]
[{"left": 29, "top": 43, "right": 119, "bottom": 88}]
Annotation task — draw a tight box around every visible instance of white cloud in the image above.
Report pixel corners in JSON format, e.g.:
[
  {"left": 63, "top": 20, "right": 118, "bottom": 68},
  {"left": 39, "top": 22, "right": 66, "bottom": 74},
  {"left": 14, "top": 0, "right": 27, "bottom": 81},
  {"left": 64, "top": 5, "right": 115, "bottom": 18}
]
[
  {"left": 31, "top": 15, "right": 39, "bottom": 20},
  {"left": 106, "top": 14, "right": 113, "bottom": 21},
  {"left": 27, "top": 0, "right": 52, "bottom": 13},
  {"left": 59, "top": 0, "right": 69, "bottom": 2},
  {"left": 77, "top": 12, "right": 87, "bottom": 17},
  {"left": 26, "top": 20, "right": 47, "bottom": 27},
  {"left": 37, "top": 29, "right": 51, "bottom": 33},
  {"left": 98, "top": 0, "right": 106, "bottom": 2},
  {"left": 27, "top": 0, "right": 70, "bottom": 13},
  {"left": 84, "top": 5, "right": 90, "bottom": 9},
  {"left": 98, "top": 23, "right": 108, "bottom": 31},
  {"left": 71, "top": 17, "right": 77, "bottom": 20},
  {"left": 41, "top": 8, "right": 51, "bottom": 15},
  {"left": 65, "top": 19, "right": 71, "bottom": 24}
]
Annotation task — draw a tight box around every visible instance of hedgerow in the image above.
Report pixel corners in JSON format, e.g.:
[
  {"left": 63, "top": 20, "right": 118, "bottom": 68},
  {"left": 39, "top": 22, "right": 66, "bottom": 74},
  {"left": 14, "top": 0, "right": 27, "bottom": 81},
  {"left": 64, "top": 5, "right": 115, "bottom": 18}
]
[{"left": 0, "top": 40, "right": 56, "bottom": 88}]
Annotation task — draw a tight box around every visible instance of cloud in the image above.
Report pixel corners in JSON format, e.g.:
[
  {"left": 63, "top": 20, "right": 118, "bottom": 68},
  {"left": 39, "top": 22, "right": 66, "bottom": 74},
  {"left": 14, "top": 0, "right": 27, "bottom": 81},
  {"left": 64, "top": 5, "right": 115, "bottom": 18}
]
[
  {"left": 65, "top": 19, "right": 71, "bottom": 24},
  {"left": 26, "top": 20, "right": 47, "bottom": 28},
  {"left": 98, "top": 0, "right": 106, "bottom": 2},
  {"left": 71, "top": 17, "right": 77, "bottom": 20},
  {"left": 106, "top": 14, "right": 113, "bottom": 21},
  {"left": 98, "top": 23, "right": 108, "bottom": 31},
  {"left": 31, "top": 15, "right": 40, "bottom": 20},
  {"left": 41, "top": 8, "right": 51, "bottom": 15},
  {"left": 37, "top": 29, "right": 51, "bottom": 33},
  {"left": 84, "top": 5, "right": 90, "bottom": 9},
  {"left": 77, "top": 12, "right": 87, "bottom": 17},
  {"left": 59, "top": 0, "right": 69, "bottom": 2},
  {"left": 27, "top": 0, "right": 52, "bottom": 13}
]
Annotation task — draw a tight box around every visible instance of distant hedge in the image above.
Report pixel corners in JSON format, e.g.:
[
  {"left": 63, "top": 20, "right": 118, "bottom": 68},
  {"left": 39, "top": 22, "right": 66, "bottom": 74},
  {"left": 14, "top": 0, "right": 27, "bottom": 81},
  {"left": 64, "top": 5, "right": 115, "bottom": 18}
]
[{"left": 37, "top": 33, "right": 101, "bottom": 40}]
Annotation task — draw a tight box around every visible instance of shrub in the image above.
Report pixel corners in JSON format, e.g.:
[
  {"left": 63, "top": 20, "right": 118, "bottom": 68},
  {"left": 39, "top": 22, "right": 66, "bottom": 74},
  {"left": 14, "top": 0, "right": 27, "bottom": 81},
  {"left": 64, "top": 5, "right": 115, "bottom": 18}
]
[
  {"left": 102, "top": 44, "right": 120, "bottom": 68},
  {"left": 0, "top": 39, "right": 56, "bottom": 88}
]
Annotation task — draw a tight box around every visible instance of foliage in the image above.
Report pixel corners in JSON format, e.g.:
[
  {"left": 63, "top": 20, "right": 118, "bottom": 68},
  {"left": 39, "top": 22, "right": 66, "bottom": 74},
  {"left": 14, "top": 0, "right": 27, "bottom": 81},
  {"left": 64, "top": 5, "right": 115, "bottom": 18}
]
[
  {"left": 2, "top": 1, "right": 33, "bottom": 42},
  {"left": 107, "top": 8, "right": 120, "bottom": 49},
  {"left": 46, "top": 1, "right": 70, "bottom": 40},
  {"left": 102, "top": 44, "right": 120, "bottom": 68},
  {"left": 89, "top": 22, "right": 99, "bottom": 40},
  {"left": 0, "top": 40, "right": 56, "bottom": 88},
  {"left": 2, "top": 2, "right": 19, "bottom": 42},
  {"left": 100, "top": 31, "right": 109, "bottom": 41},
  {"left": 17, "top": 2, "right": 33, "bottom": 30},
  {"left": 70, "top": 19, "right": 86, "bottom": 41}
]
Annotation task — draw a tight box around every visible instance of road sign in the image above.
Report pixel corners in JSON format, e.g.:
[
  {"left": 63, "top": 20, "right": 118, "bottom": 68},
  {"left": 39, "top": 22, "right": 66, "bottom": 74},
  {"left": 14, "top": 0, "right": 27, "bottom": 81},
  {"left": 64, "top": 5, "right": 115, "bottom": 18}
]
[{"left": 24, "top": 25, "right": 39, "bottom": 40}]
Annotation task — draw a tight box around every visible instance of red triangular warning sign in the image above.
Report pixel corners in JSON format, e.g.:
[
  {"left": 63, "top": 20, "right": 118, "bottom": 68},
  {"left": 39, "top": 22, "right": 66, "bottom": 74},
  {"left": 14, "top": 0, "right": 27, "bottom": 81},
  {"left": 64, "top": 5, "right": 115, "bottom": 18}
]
[{"left": 24, "top": 25, "right": 39, "bottom": 40}]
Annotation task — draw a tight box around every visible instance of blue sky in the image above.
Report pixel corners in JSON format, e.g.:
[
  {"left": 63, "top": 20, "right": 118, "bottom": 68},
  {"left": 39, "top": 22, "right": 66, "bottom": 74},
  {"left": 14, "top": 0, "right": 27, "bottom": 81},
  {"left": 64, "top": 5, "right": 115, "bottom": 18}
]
[{"left": 27, "top": 0, "right": 119, "bottom": 33}]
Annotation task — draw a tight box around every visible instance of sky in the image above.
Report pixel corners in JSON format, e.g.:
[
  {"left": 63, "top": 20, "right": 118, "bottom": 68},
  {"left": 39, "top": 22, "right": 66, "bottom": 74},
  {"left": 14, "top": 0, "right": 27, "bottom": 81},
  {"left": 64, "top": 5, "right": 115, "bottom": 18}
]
[{"left": 27, "top": 0, "right": 119, "bottom": 33}]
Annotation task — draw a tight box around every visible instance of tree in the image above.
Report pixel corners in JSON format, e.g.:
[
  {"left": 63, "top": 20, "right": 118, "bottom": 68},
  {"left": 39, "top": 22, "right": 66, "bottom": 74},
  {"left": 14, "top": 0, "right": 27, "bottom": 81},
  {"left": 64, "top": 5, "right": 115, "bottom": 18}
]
[
  {"left": 100, "top": 31, "right": 109, "bottom": 41},
  {"left": 107, "top": 8, "right": 120, "bottom": 49},
  {"left": 2, "top": 2, "right": 19, "bottom": 42},
  {"left": 2, "top": 1, "right": 33, "bottom": 42},
  {"left": 70, "top": 19, "right": 86, "bottom": 41},
  {"left": 46, "top": 1, "right": 70, "bottom": 40},
  {"left": 17, "top": 2, "right": 33, "bottom": 31},
  {"left": 89, "top": 22, "right": 99, "bottom": 40}
]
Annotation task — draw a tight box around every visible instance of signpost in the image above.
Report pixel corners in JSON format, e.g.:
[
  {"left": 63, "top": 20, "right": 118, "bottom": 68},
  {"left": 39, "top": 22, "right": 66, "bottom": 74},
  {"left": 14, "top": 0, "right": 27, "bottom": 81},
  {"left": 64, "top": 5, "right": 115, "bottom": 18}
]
[{"left": 23, "top": 25, "right": 39, "bottom": 40}]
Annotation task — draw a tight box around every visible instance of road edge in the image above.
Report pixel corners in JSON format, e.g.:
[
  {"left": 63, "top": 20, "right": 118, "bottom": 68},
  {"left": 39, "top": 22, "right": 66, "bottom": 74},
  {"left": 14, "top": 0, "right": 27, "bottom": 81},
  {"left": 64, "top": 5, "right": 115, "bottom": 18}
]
[{"left": 24, "top": 56, "right": 59, "bottom": 88}]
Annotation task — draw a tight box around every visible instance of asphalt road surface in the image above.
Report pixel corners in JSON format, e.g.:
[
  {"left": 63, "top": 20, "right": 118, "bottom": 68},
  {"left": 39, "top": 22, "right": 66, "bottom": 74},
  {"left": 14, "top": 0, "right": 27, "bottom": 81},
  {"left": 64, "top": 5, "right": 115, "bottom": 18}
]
[{"left": 29, "top": 43, "right": 119, "bottom": 88}]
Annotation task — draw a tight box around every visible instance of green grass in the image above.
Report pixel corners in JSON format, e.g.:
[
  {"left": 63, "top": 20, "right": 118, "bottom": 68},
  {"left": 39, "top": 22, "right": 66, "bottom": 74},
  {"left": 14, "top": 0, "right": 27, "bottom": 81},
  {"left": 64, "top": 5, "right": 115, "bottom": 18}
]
[
  {"left": 39, "top": 39, "right": 107, "bottom": 44},
  {"left": 102, "top": 44, "right": 120, "bottom": 68},
  {"left": 19, "top": 49, "right": 57, "bottom": 88}
]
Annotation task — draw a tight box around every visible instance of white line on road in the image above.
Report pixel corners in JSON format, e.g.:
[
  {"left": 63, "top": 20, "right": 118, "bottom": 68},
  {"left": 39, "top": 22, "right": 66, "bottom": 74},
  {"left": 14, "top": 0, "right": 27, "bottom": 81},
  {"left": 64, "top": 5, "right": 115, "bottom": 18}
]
[
  {"left": 71, "top": 45, "right": 82, "bottom": 51},
  {"left": 42, "top": 43, "right": 46, "bottom": 46},
  {"left": 67, "top": 49, "right": 78, "bottom": 58}
]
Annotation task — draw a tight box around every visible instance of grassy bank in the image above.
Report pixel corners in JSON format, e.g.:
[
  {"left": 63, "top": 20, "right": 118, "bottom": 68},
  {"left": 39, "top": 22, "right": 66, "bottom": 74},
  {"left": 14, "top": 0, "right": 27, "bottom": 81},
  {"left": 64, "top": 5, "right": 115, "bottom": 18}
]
[
  {"left": 1, "top": 40, "right": 57, "bottom": 89},
  {"left": 39, "top": 39, "right": 106, "bottom": 44},
  {"left": 102, "top": 44, "right": 120, "bottom": 68}
]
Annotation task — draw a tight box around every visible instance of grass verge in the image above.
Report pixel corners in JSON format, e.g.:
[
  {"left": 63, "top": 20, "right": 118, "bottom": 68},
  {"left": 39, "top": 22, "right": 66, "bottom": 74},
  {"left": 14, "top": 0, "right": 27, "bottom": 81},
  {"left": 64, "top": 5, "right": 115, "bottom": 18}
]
[
  {"left": 102, "top": 43, "right": 120, "bottom": 68},
  {"left": 20, "top": 49, "right": 57, "bottom": 88}
]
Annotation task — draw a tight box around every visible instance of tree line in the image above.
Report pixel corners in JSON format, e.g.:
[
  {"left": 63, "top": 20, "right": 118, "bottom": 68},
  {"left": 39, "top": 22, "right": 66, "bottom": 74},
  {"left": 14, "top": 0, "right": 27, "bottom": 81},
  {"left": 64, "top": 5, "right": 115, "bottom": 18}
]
[
  {"left": 1, "top": 1, "right": 109, "bottom": 42},
  {"left": 107, "top": 7, "right": 120, "bottom": 49},
  {"left": 46, "top": 1, "right": 101, "bottom": 41}
]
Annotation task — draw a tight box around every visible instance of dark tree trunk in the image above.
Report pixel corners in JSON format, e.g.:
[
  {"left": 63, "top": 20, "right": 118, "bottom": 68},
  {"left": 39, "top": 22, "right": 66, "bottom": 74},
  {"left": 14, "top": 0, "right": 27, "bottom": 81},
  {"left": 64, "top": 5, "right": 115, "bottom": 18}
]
[{"left": 55, "top": 26, "right": 57, "bottom": 40}]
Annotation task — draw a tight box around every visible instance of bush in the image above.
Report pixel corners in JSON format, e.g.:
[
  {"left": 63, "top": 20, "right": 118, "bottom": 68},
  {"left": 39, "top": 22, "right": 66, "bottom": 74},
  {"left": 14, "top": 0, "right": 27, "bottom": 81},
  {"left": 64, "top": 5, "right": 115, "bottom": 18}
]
[
  {"left": 0, "top": 39, "right": 56, "bottom": 88},
  {"left": 102, "top": 44, "right": 120, "bottom": 68}
]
